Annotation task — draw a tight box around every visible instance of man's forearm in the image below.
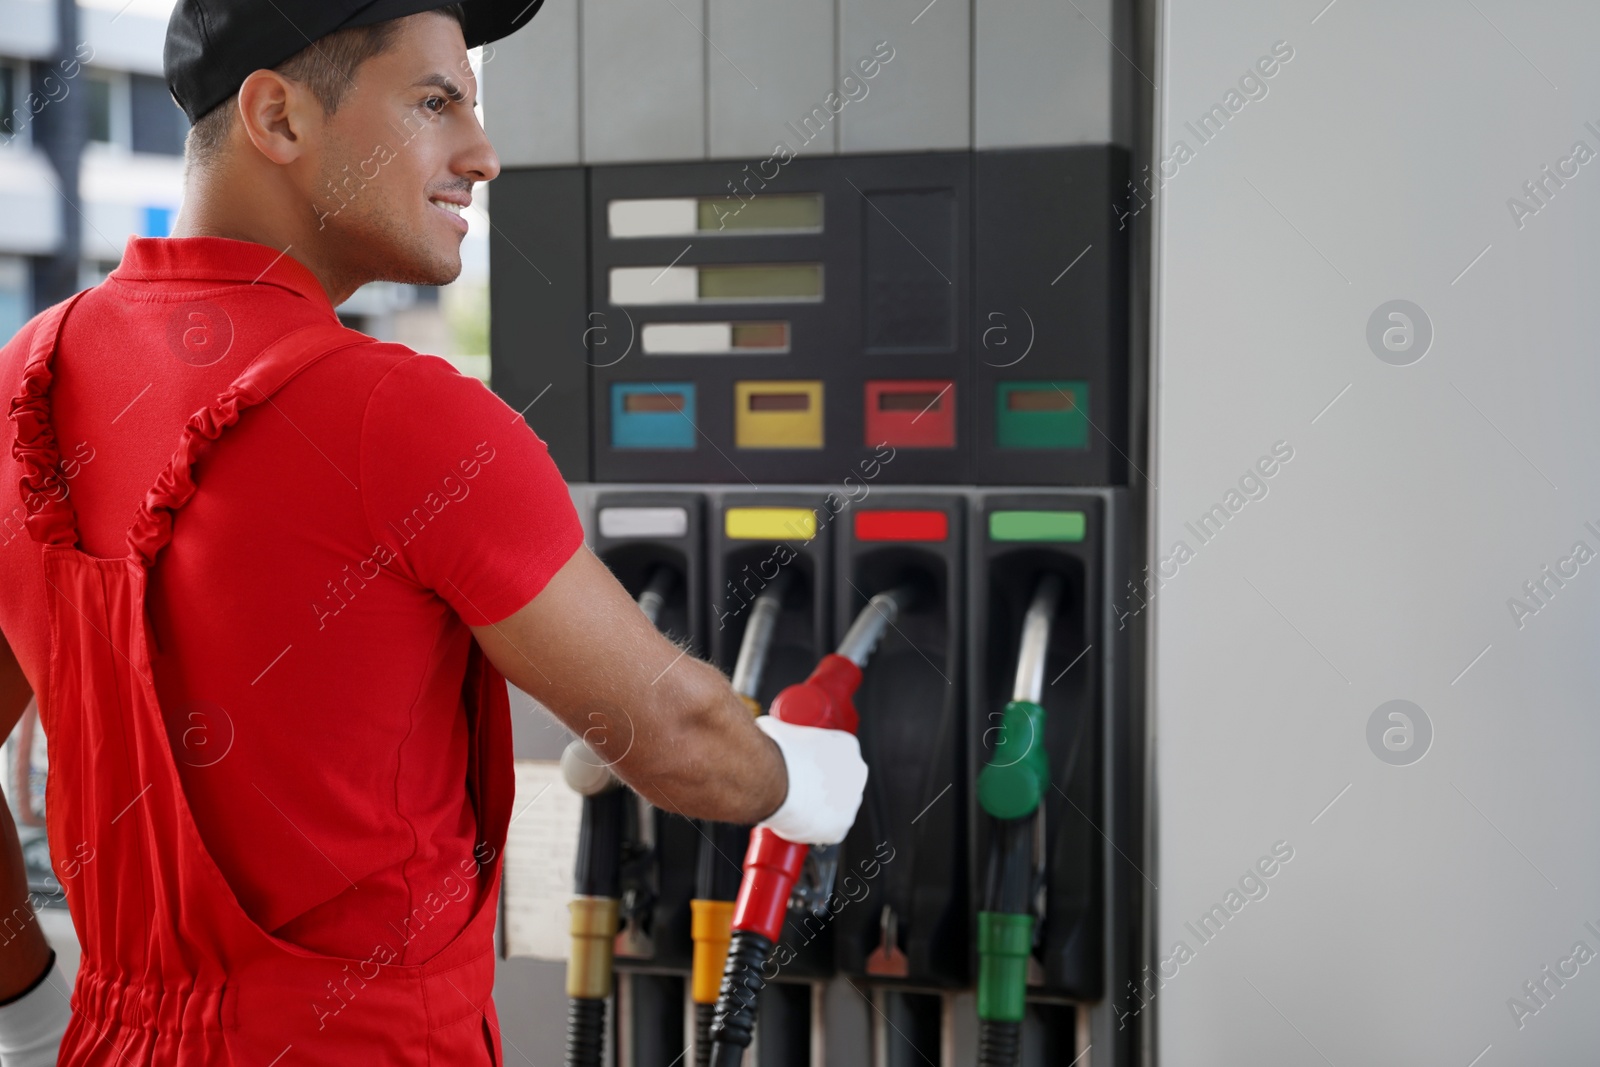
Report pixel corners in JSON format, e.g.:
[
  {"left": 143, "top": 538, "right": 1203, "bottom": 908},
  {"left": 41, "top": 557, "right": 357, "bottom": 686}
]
[
  {"left": 0, "top": 801, "right": 51, "bottom": 1000},
  {"left": 615, "top": 660, "right": 789, "bottom": 824}
]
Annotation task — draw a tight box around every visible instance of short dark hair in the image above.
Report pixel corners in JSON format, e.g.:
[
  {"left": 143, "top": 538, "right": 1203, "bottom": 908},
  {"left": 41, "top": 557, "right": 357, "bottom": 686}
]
[{"left": 185, "top": 3, "right": 467, "bottom": 170}]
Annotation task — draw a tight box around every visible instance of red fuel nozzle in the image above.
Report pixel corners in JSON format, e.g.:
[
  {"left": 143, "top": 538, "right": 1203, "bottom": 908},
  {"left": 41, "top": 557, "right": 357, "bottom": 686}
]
[
  {"left": 711, "top": 589, "right": 908, "bottom": 1066},
  {"left": 728, "top": 653, "right": 862, "bottom": 943},
  {"left": 768, "top": 653, "right": 862, "bottom": 732}
]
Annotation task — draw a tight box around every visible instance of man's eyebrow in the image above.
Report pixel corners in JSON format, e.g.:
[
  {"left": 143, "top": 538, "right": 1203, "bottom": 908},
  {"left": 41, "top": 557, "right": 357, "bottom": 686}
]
[{"left": 412, "top": 73, "right": 470, "bottom": 104}]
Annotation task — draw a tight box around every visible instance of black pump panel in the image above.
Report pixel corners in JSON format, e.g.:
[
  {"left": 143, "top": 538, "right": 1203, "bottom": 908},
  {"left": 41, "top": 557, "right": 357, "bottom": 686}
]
[
  {"left": 590, "top": 490, "right": 708, "bottom": 972},
  {"left": 708, "top": 491, "right": 836, "bottom": 980},
  {"left": 969, "top": 492, "right": 1107, "bottom": 1000},
  {"left": 831, "top": 493, "right": 968, "bottom": 988}
]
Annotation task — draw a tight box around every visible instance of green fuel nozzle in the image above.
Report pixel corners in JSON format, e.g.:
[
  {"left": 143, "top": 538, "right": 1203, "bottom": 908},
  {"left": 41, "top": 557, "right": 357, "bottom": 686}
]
[
  {"left": 978, "top": 571, "right": 1059, "bottom": 821},
  {"left": 975, "top": 573, "right": 1062, "bottom": 1067}
]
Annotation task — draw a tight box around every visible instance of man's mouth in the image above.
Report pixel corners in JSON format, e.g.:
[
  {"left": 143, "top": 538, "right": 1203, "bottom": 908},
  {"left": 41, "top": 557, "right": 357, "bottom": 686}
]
[{"left": 429, "top": 198, "right": 465, "bottom": 216}]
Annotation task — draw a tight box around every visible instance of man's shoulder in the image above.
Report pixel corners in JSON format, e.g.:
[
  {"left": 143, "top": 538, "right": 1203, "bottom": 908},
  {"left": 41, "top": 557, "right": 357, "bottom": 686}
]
[{"left": 313, "top": 335, "right": 485, "bottom": 402}]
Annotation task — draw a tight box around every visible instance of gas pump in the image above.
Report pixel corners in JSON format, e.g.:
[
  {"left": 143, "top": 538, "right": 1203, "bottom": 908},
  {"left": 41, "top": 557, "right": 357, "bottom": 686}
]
[
  {"left": 691, "top": 572, "right": 790, "bottom": 1067},
  {"left": 561, "top": 567, "right": 676, "bottom": 1067},
  {"left": 707, "top": 587, "right": 913, "bottom": 1067},
  {"left": 974, "top": 574, "right": 1063, "bottom": 1067}
]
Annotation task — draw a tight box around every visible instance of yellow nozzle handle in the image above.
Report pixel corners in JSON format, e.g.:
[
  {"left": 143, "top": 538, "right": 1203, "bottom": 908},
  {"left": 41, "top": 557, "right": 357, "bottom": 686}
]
[
  {"left": 690, "top": 898, "right": 736, "bottom": 1004},
  {"left": 566, "top": 896, "right": 620, "bottom": 1000}
]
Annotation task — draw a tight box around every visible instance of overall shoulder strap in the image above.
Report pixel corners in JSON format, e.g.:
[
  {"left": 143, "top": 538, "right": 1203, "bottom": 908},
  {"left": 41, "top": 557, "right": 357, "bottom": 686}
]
[
  {"left": 9, "top": 290, "right": 95, "bottom": 548},
  {"left": 127, "top": 318, "right": 371, "bottom": 567}
]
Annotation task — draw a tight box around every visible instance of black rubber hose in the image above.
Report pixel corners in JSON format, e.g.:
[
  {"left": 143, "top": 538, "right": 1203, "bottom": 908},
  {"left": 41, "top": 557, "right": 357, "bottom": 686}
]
[
  {"left": 708, "top": 930, "right": 774, "bottom": 1067},
  {"left": 977, "top": 1019, "right": 1021, "bottom": 1067},
  {"left": 566, "top": 996, "right": 607, "bottom": 1067},
  {"left": 983, "top": 815, "right": 1035, "bottom": 914},
  {"left": 575, "top": 788, "right": 626, "bottom": 898},
  {"left": 696, "top": 820, "right": 751, "bottom": 900},
  {"left": 694, "top": 1001, "right": 716, "bottom": 1067}
]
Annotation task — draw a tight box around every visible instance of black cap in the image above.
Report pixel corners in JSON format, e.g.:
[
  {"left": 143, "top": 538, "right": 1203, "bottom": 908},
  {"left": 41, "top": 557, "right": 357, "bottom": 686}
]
[{"left": 165, "top": 0, "right": 544, "bottom": 125}]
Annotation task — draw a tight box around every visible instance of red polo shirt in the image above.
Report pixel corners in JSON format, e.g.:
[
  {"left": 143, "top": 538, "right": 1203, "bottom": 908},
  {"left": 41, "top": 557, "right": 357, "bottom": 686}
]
[{"left": 0, "top": 237, "right": 582, "bottom": 963}]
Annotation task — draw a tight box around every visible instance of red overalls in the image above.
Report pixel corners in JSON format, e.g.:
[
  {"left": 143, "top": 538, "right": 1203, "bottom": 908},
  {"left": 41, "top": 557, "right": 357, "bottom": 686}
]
[{"left": 10, "top": 290, "right": 514, "bottom": 1065}]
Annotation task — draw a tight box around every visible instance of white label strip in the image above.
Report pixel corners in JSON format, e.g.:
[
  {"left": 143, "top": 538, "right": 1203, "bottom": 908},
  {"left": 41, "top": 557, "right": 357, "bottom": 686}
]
[
  {"left": 501, "top": 758, "right": 584, "bottom": 961},
  {"left": 642, "top": 322, "right": 735, "bottom": 354},
  {"left": 599, "top": 506, "right": 690, "bottom": 539},
  {"left": 608, "top": 197, "right": 697, "bottom": 238},
  {"left": 610, "top": 266, "right": 698, "bottom": 305}
]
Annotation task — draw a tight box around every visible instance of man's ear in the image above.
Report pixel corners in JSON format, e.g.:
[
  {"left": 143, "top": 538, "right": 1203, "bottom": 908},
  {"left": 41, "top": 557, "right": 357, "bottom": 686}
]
[{"left": 235, "top": 70, "right": 316, "bottom": 164}]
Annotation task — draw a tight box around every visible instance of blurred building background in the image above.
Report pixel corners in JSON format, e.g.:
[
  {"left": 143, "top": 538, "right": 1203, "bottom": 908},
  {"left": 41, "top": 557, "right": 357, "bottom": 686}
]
[{"left": 0, "top": 0, "right": 491, "bottom": 378}]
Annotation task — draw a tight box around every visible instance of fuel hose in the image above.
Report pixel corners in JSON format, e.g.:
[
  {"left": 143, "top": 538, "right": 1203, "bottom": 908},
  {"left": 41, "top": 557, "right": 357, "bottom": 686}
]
[
  {"left": 563, "top": 567, "right": 675, "bottom": 1067},
  {"left": 707, "top": 587, "right": 912, "bottom": 1067},
  {"left": 690, "top": 571, "right": 790, "bottom": 1067},
  {"left": 974, "top": 573, "right": 1061, "bottom": 1067}
]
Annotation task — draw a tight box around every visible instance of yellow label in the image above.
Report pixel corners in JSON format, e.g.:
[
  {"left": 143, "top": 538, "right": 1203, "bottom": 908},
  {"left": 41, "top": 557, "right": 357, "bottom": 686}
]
[
  {"left": 725, "top": 507, "right": 817, "bottom": 541},
  {"left": 734, "top": 379, "right": 824, "bottom": 449}
]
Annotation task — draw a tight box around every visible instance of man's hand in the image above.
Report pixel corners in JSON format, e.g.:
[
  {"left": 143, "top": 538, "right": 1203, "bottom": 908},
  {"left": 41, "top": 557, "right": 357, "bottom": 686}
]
[
  {"left": 471, "top": 546, "right": 791, "bottom": 826},
  {"left": 751, "top": 717, "right": 869, "bottom": 846}
]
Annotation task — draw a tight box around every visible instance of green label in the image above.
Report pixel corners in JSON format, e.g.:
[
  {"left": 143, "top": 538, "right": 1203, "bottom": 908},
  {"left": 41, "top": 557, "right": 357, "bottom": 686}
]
[{"left": 988, "top": 510, "right": 1085, "bottom": 543}]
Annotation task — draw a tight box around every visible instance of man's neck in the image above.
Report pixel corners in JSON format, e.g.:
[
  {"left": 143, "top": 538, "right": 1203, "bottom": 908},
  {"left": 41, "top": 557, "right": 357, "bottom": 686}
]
[{"left": 170, "top": 172, "right": 363, "bottom": 306}]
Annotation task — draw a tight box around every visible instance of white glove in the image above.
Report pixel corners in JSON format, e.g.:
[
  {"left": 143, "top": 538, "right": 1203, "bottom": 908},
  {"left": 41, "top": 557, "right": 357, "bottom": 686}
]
[
  {"left": 0, "top": 953, "right": 70, "bottom": 1067},
  {"left": 754, "top": 717, "right": 869, "bottom": 846}
]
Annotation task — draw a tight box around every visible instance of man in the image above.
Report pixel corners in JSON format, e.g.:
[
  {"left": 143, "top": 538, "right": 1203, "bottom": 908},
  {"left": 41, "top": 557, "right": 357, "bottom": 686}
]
[{"left": 0, "top": 1, "right": 867, "bottom": 1063}]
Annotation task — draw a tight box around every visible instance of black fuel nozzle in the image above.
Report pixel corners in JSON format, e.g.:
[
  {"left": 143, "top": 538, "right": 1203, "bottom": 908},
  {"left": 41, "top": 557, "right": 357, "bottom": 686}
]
[{"left": 562, "top": 565, "right": 677, "bottom": 1067}]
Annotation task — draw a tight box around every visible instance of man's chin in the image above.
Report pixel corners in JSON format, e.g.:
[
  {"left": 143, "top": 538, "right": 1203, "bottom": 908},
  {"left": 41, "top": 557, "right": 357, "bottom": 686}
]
[{"left": 366, "top": 247, "right": 463, "bottom": 288}]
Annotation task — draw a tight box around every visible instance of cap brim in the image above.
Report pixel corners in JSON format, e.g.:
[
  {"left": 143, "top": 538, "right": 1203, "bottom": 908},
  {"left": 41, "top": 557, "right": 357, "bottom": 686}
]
[
  {"left": 341, "top": 0, "right": 545, "bottom": 47},
  {"left": 461, "top": 0, "right": 545, "bottom": 47}
]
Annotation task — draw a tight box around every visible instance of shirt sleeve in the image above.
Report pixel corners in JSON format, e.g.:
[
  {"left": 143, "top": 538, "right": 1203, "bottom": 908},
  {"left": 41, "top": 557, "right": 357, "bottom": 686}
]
[{"left": 359, "top": 354, "right": 584, "bottom": 626}]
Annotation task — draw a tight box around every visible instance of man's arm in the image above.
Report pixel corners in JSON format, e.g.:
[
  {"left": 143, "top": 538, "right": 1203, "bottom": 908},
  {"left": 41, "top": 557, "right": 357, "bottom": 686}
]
[
  {"left": 471, "top": 545, "right": 790, "bottom": 825},
  {"left": 0, "top": 640, "right": 51, "bottom": 999}
]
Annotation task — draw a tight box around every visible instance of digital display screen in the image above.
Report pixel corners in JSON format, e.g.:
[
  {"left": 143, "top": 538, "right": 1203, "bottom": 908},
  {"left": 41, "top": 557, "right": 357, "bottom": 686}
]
[
  {"left": 1006, "top": 389, "right": 1075, "bottom": 412},
  {"left": 623, "top": 392, "right": 687, "bottom": 413},
  {"left": 879, "top": 390, "right": 942, "bottom": 412},
  {"left": 747, "top": 392, "right": 811, "bottom": 412}
]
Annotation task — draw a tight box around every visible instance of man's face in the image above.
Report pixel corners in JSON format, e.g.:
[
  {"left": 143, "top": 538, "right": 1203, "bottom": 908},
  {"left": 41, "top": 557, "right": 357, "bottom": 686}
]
[{"left": 308, "top": 12, "right": 498, "bottom": 287}]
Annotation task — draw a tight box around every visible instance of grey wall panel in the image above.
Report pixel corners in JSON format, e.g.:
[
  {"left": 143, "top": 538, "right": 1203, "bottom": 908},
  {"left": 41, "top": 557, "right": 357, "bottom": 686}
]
[
  {"left": 483, "top": 0, "right": 580, "bottom": 167},
  {"left": 708, "top": 0, "right": 836, "bottom": 158},
  {"left": 1154, "top": 2, "right": 1600, "bottom": 1063},
  {"left": 582, "top": 0, "right": 706, "bottom": 163},
  {"left": 974, "top": 0, "right": 1116, "bottom": 148},
  {"left": 838, "top": 0, "right": 971, "bottom": 153}
]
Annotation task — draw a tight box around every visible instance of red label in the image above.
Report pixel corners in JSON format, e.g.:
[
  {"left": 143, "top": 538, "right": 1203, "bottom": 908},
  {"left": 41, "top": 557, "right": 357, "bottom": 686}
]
[{"left": 855, "top": 510, "right": 949, "bottom": 542}]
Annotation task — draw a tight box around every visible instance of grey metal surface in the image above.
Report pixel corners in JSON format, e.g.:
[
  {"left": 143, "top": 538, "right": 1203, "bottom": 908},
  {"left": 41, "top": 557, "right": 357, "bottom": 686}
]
[
  {"left": 837, "top": 0, "right": 970, "bottom": 153},
  {"left": 836, "top": 588, "right": 909, "bottom": 667},
  {"left": 581, "top": 0, "right": 706, "bottom": 163},
  {"left": 708, "top": 0, "right": 837, "bottom": 159},
  {"left": 483, "top": 0, "right": 581, "bottom": 166},
  {"left": 974, "top": 0, "right": 1122, "bottom": 149},
  {"left": 483, "top": 0, "right": 1139, "bottom": 168},
  {"left": 1152, "top": 2, "right": 1600, "bottom": 1063},
  {"left": 637, "top": 566, "right": 676, "bottom": 628},
  {"left": 730, "top": 571, "right": 791, "bottom": 699},
  {"left": 1010, "top": 574, "right": 1062, "bottom": 704}
]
